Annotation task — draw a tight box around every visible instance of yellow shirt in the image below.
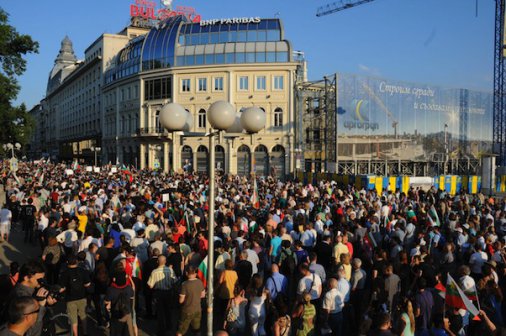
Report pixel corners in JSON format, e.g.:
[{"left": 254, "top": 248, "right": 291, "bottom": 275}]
[
  {"left": 77, "top": 214, "right": 88, "bottom": 233},
  {"left": 333, "top": 243, "right": 349, "bottom": 263}
]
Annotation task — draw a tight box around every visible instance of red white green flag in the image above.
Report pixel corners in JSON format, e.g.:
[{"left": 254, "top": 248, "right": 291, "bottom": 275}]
[
  {"left": 445, "top": 274, "right": 479, "bottom": 316},
  {"left": 132, "top": 256, "right": 142, "bottom": 280},
  {"left": 197, "top": 258, "right": 208, "bottom": 288}
]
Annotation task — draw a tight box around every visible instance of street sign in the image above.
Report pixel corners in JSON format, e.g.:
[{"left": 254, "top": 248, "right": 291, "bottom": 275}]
[{"left": 10, "top": 158, "right": 18, "bottom": 172}]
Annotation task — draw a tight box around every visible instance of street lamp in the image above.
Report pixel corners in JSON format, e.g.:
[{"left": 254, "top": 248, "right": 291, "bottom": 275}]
[
  {"left": 90, "top": 146, "right": 101, "bottom": 167},
  {"left": 3, "top": 142, "right": 21, "bottom": 158},
  {"left": 160, "top": 101, "right": 265, "bottom": 336}
]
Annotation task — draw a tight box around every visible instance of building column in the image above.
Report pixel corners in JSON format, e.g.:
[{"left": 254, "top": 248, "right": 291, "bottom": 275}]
[
  {"left": 172, "top": 132, "right": 181, "bottom": 173},
  {"left": 192, "top": 151, "right": 198, "bottom": 173},
  {"left": 147, "top": 144, "right": 154, "bottom": 169},
  {"left": 139, "top": 144, "right": 146, "bottom": 169},
  {"left": 227, "top": 139, "right": 236, "bottom": 175},
  {"left": 163, "top": 141, "right": 169, "bottom": 173}
]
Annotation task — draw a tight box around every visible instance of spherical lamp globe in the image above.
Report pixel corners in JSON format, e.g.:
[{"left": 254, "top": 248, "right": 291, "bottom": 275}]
[
  {"left": 159, "top": 103, "right": 187, "bottom": 131},
  {"left": 241, "top": 107, "right": 266, "bottom": 133},
  {"left": 208, "top": 101, "right": 236, "bottom": 131},
  {"left": 182, "top": 111, "right": 193, "bottom": 132},
  {"left": 226, "top": 113, "right": 243, "bottom": 133}
]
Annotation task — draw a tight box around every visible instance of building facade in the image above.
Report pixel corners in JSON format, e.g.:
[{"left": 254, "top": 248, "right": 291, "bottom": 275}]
[
  {"left": 101, "top": 16, "right": 298, "bottom": 178},
  {"left": 40, "top": 25, "right": 151, "bottom": 163}
]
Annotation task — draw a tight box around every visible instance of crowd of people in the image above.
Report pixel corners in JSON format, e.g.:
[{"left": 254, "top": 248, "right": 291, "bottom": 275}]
[{"left": 0, "top": 160, "right": 505, "bottom": 336}]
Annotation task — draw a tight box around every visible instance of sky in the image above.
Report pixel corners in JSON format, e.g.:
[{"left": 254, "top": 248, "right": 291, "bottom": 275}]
[{"left": 1, "top": 0, "right": 495, "bottom": 109}]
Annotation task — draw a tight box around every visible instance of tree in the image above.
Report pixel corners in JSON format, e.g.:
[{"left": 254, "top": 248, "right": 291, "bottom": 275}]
[{"left": 0, "top": 7, "right": 39, "bottom": 153}]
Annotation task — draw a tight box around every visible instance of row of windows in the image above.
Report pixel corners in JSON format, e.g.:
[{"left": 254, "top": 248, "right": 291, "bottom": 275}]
[
  {"left": 181, "top": 77, "right": 224, "bottom": 92},
  {"left": 104, "top": 84, "right": 139, "bottom": 106},
  {"left": 145, "top": 77, "right": 173, "bottom": 101},
  {"left": 105, "top": 64, "right": 140, "bottom": 84},
  {"left": 180, "top": 75, "right": 284, "bottom": 93},
  {"left": 180, "top": 20, "right": 281, "bottom": 34},
  {"left": 178, "top": 29, "right": 281, "bottom": 46},
  {"left": 176, "top": 51, "right": 289, "bottom": 67}
]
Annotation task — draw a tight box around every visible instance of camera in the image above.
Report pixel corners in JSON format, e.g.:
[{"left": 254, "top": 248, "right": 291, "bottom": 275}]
[{"left": 36, "top": 278, "right": 65, "bottom": 302}]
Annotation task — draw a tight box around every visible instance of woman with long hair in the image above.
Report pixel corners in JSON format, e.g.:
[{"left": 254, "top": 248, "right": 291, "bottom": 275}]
[{"left": 396, "top": 298, "right": 415, "bottom": 336}]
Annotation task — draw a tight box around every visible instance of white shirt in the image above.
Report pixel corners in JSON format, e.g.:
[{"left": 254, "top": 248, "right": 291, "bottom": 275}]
[
  {"left": 297, "top": 273, "right": 322, "bottom": 300},
  {"left": 245, "top": 249, "right": 260, "bottom": 274},
  {"left": 0, "top": 208, "right": 12, "bottom": 225},
  {"left": 38, "top": 214, "right": 49, "bottom": 231},
  {"left": 469, "top": 251, "right": 488, "bottom": 274},
  {"left": 79, "top": 236, "right": 101, "bottom": 252}
]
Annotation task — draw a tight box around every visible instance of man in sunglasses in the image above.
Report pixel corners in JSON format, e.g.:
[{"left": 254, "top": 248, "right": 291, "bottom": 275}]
[{"left": 0, "top": 296, "right": 40, "bottom": 336}]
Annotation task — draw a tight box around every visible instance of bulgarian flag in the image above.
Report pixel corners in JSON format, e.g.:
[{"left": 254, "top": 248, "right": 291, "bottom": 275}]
[
  {"left": 428, "top": 205, "right": 440, "bottom": 227},
  {"left": 444, "top": 274, "right": 479, "bottom": 317},
  {"left": 132, "top": 256, "right": 142, "bottom": 280},
  {"left": 72, "top": 160, "right": 79, "bottom": 171},
  {"left": 384, "top": 215, "right": 391, "bottom": 231},
  {"left": 251, "top": 178, "right": 260, "bottom": 209},
  {"left": 197, "top": 258, "right": 208, "bottom": 288},
  {"left": 121, "top": 165, "right": 134, "bottom": 183}
]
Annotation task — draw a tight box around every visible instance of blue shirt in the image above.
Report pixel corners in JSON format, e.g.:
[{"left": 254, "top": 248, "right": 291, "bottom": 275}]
[
  {"left": 266, "top": 272, "right": 288, "bottom": 300},
  {"left": 270, "top": 236, "right": 282, "bottom": 257}
]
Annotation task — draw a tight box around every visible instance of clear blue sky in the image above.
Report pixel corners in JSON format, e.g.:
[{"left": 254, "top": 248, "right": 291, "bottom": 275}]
[{"left": 2, "top": 0, "right": 495, "bottom": 109}]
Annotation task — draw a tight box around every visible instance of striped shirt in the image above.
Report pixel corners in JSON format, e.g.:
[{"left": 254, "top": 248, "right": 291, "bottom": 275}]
[{"left": 147, "top": 266, "right": 176, "bottom": 290}]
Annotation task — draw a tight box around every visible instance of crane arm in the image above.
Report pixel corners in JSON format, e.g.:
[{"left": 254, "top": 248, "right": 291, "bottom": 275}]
[{"left": 316, "top": 0, "right": 378, "bottom": 17}]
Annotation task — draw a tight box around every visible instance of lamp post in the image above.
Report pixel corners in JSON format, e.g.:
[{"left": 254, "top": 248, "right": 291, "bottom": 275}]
[
  {"left": 160, "top": 101, "right": 265, "bottom": 335},
  {"left": 90, "top": 146, "right": 101, "bottom": 167},
  {"left": 3, "top": 142, "right": 21, "bottom": 158}
]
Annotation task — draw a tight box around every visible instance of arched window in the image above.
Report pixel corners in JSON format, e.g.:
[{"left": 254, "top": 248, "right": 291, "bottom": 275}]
[
  {"left": 274, "top": 107, "right": 283, "bottom": 127},
  {"left": 198, "top": 109, "right": 206, "bottom": 129}
]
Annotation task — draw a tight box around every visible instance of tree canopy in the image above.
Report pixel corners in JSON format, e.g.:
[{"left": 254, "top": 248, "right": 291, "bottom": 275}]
[{"left": 0, "top": 7, "right": 39, "bottom": 152}]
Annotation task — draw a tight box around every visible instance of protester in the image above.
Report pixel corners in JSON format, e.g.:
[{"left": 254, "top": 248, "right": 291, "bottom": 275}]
[{"left": 0, "top": 160, "right": 505, "bottom": 336}]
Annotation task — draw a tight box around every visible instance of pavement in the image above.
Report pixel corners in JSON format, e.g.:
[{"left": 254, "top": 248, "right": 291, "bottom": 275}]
[{"left": 0, "top": 224, "right": 158, "bottom": 335}]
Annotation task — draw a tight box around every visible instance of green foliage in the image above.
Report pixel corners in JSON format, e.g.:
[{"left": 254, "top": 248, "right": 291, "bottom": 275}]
[{"left": 0, "top": 7, "right": 39, "bottom": 150}]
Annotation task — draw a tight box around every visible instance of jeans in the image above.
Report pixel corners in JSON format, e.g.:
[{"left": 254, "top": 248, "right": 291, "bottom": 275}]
[{"left": 328, "top": 311, "right": 343, "bottom": 336}]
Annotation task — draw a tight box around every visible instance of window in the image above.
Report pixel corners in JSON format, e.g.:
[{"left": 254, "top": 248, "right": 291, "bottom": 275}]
[
  {"left": 239, "top": 76, "right": 249, "bottom": 91},
  {"left": 274, "top": 76, "right": 284, "bottom": 90},
  {"left": 198, "top": 78, "right": 207, "bottom": 92},
  {"left": 274, "top": 108, "right": 283, "bottom": 127},
  {"left": 144, "top": 77, "right": 173, "bottom": 101},
  {"left": 198, "top": 109, "right": 206, "bottom": 128},
  {"left": 182, "top": 79, "right": 191, "bottom": 92},
  {"left": 214, "top": 77, "right": 224, "bottom": 91},
  {"left": 256, "top": 76, "right": 266, "bottom": 90}
]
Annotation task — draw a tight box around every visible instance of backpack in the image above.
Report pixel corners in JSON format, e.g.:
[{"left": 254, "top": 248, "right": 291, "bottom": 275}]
[
  {"left": 111, "top": 290, "right": 131, "bottom": 319},
  {"left": 280, "top": 249, "right": 296, "bottom": 276}
]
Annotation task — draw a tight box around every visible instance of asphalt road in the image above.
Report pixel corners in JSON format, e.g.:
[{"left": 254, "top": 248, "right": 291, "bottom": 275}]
[{"left": 0, "top": 224, "right": 159, "bottom": 336}]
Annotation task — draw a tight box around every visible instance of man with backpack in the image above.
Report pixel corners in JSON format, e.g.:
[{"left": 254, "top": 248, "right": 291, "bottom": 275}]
[
  {"left": 105, "top": 271, "right": 135, "bottom": 336},
  {"left": 58, "top": 255, "right": 91, "bottom": 336}
]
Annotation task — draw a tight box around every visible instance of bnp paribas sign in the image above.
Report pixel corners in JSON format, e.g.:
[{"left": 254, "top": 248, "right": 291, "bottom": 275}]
[
  {"left": 130, "top": 0, "right": 201, "bottom": 22},
  {"left": 200, "top": 17, "right": 261, "bottom": 26}
]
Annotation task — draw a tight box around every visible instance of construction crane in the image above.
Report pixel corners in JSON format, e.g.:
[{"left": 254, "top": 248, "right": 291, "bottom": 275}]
[{"left": 317, "top": 0, "right": 506, "bottom": 166}]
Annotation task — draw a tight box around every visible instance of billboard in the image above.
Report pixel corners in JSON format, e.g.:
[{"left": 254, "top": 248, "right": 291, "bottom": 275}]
[{"left": 335, "top": 74, "right": 493, "bottom": 161}]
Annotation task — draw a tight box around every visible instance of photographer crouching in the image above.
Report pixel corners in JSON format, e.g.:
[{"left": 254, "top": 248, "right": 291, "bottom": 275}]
[{"left": 4, "top": 260, "right": 58, "bottom": 336}]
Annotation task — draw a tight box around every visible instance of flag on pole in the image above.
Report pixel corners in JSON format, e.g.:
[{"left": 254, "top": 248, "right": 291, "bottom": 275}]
[
  {"left": 444, "top": 274, "right": 479, "bottom": 317},
  {"left": 384, "top": 215, "right": 391, "bottom": 231},
  {"left": 39, "top": 173, "right": 44, "bottom": 185},
  {"left": 132, "top": 256, "right": 142, "bottom": 280},
  {"left": 197, "top": 258, "right": 208, "bottom": 288},
  {"left": 72, "top": 160, "right": 79, "bottom": 171},
  {"left": 428, "top": 205, "right": 441, "bottom": 227},
  {"left": 251, "top": 178, "right": 260, "bottom": 209}
]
